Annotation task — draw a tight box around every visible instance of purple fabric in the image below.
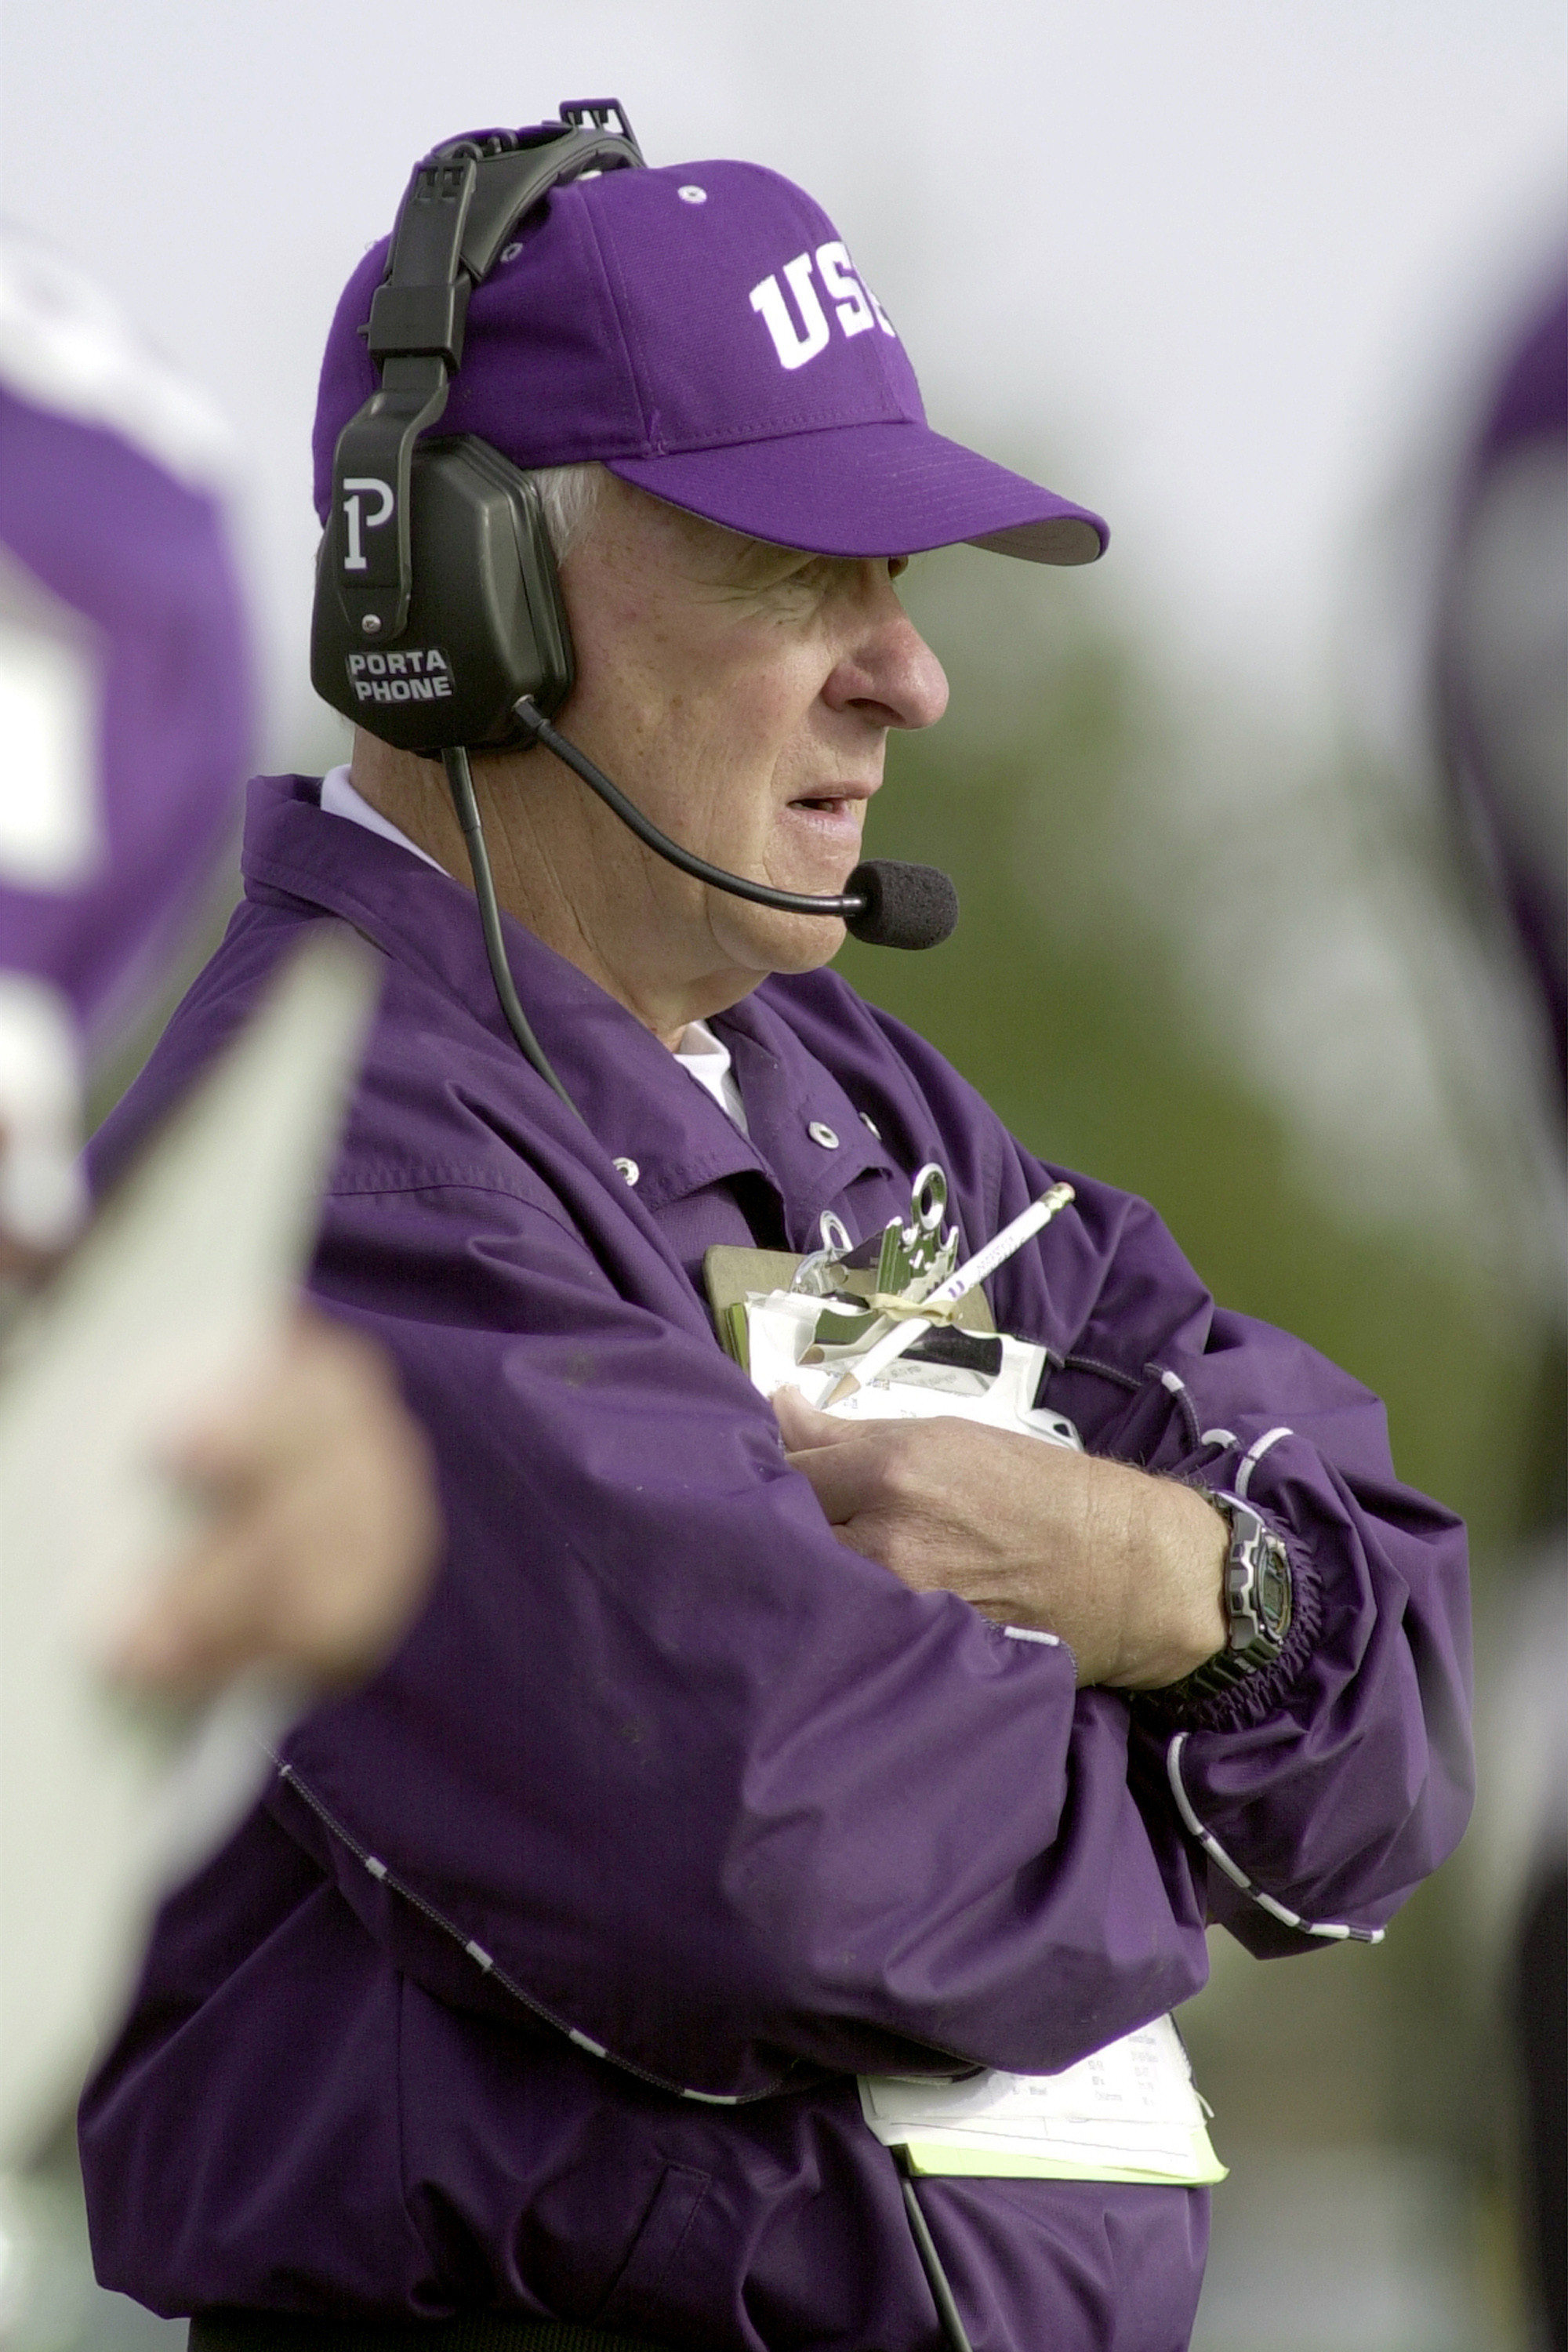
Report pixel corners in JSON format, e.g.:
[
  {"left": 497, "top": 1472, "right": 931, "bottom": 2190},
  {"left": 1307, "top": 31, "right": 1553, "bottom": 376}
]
[
  {"left": 0, "top": 385, "right": 251, "bottom": 1046},
  {"left": 312, "top": 151, "right": 1107, "bottom": 566},
  {"left": 1435, "top": 271, "right": 1568, "bottom": 1094},
  {"left": 1473, "top": 279, "right": 1568, "bottom": 462},
  {"left": 79, "top": 779, "right": 1472, "bottom": 2348}
]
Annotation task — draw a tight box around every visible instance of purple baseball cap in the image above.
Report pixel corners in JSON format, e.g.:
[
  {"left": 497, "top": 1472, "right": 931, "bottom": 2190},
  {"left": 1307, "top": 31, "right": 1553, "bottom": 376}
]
[{"left": 313, "top": 147, "right": 1107, "bottom": 566}]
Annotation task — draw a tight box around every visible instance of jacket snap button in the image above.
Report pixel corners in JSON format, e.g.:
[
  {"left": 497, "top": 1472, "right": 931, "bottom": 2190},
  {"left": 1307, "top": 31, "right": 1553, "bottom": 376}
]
[
  {"left": 808, "top": 1121, "right": 840, "bottom": 1150},
  {"left": 859, "top": 1112, "right": 881, "bottom": 1139},
  {"left": 613, "top": 1157, "right": 640, "bottom": 1186}
]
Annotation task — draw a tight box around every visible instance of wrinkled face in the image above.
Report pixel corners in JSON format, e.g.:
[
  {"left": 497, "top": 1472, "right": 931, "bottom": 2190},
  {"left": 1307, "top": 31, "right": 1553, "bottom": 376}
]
[{"left": 550, "top": 474, "right": 949, "bottom": 996}]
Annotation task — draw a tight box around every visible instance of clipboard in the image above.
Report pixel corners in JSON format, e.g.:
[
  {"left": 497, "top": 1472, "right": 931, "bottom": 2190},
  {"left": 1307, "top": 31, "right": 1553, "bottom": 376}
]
[
  {"left": 860, "top": 2016, "right": 1226, "bottom": 2186},
  {"left": 703, "top": 1244, "right": 995, "bottom": 1374}
]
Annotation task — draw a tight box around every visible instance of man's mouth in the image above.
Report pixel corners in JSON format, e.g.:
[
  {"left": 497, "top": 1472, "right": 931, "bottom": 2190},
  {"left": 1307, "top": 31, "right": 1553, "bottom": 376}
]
[{"left": 786, "top": 781, "right": 878, "bottom": 815}]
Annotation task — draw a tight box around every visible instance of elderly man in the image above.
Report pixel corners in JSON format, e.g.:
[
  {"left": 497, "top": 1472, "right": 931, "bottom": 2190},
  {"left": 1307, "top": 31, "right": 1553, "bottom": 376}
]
[{"left": 79, "top": 114, "right": 1472, "bottom": 2352}]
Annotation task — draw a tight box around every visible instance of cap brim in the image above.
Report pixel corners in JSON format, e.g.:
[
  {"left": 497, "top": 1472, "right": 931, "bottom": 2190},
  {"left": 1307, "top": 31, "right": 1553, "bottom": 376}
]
[{"left": 605, "top": 418, "right": 1106, "bottom": 566}]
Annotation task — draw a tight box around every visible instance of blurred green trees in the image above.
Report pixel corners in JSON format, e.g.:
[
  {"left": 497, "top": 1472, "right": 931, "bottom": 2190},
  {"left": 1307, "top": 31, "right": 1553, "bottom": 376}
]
[{"left": 844, "top": 545, "right": 1549, "bottom": 1553}]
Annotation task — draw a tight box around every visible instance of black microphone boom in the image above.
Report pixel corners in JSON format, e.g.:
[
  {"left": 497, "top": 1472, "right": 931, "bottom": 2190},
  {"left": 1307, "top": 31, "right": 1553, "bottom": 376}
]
[{"left": 512, "top": 699, "right": 958, "bottom": 952}]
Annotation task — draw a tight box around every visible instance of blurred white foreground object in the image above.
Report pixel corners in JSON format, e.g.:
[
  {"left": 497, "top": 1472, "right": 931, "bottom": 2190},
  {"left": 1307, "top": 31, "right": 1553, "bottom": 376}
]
[{"left": 0, "top": 934, "right": 377, "bottom": 2164}]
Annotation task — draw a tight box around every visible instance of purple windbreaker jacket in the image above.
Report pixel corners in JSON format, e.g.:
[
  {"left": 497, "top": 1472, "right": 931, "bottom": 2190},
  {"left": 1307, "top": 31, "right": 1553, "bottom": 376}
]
[{"left": 79, "top": 775, "right": 1474, "bottom": 2352}]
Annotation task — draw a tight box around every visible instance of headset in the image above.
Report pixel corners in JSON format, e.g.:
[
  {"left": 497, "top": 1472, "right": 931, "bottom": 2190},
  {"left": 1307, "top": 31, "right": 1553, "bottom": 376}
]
[{"left": 310, "top": 101, "right": 959, "bottom": 1114}]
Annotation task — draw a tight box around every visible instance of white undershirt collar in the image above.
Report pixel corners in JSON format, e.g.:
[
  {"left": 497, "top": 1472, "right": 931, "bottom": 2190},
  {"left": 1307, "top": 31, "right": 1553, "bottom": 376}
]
[
  {"left": 673, "top": 1020, "right": 749, "bottom": 1132},
  {"left": 320, "top": 764, "right": 446, "bottom": 874}
]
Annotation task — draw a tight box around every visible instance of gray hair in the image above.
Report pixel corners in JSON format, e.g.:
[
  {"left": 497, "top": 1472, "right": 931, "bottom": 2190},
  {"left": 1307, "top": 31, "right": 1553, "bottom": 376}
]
[{"left": 526, "top": 460, "right": 608, "bottom": 566}]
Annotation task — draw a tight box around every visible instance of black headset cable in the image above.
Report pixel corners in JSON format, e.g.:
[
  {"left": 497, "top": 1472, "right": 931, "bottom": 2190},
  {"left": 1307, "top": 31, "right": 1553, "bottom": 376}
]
[
  {"left": 441, "top": 743, "right": 583, "bottom": 1120},
  {"left": 896, "top": 2151, "right": 976, "bottom": 2352}
]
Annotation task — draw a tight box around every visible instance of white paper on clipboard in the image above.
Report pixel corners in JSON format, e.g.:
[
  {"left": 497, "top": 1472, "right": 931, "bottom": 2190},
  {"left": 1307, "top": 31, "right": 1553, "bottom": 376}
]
[
  {"left": 0, "top": 931, "right": 379, "bottom": 2163},
  {"left": 860, "top": 2015, "right": 1226, "bottom": 2185}
]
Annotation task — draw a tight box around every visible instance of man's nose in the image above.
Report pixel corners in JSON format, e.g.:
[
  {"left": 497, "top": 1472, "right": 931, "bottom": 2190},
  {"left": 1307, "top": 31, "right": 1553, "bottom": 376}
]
[{"left": 823, "top": 567, "right": 949, "bottom": 733}]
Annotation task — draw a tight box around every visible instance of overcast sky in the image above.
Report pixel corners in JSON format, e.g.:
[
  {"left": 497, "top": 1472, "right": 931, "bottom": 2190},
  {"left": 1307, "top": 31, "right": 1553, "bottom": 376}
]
[{"left": 2, "top": 0, "right": 1563, "bottom": 757}]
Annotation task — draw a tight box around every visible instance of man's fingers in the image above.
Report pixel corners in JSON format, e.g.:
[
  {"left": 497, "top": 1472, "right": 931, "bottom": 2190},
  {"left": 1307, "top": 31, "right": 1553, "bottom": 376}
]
[
  {"left": 110, "top": 1519, "right": 273, "bottom": 1691},
  {"left": 771, "top": 1385, "right": 858, "bottom": 1454},
  {"left": 111, "top": 1307, "right": 440, "bottom": 1696},
  {"left": 782, "top": 1437, "right": 878, "bottom": 1526}
]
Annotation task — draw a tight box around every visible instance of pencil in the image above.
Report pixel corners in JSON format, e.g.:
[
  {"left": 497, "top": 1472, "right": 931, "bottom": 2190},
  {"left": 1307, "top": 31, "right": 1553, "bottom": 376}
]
[{"left": 818, "top": 1182, "right": 1076, "bottom": 1408}]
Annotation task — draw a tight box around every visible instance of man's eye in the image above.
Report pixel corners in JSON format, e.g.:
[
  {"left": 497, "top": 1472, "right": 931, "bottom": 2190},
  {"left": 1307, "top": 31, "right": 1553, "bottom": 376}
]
[{"left": 766, "top": 560, "right": 828, "bottom": 598}]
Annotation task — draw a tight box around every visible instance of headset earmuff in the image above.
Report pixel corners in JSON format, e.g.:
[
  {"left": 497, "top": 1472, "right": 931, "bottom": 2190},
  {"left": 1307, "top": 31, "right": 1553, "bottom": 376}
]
[{"left": 308, "top": 103, "right": 644, "bottom": 757}]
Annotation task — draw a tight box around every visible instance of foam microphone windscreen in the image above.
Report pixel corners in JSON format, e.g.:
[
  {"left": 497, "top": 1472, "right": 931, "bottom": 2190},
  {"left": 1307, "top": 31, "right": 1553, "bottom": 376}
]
[{"left": 844, "top": 861, "right": 960, "bottom": 950}]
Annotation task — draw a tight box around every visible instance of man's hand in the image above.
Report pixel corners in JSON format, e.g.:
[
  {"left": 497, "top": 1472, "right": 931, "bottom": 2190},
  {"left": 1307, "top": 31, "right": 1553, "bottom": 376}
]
[
  {"left": 108, "top": 1310, "right": 441, "bottom": 1694},
  {"left": 773, "top": 1388, "right": 1227, "bottom": 1690}
]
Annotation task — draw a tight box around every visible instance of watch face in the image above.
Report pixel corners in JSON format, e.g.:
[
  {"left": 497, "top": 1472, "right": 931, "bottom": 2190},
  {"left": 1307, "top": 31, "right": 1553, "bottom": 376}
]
[{"left": 1257, "top": 1540, "right": 1292, "bottom": 1644}]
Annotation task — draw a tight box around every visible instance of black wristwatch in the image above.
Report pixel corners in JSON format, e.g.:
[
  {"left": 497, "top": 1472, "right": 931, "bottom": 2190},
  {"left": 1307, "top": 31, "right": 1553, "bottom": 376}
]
[{"left": 1171, "top": 1490, "right": 1294, "bottom": 1700}]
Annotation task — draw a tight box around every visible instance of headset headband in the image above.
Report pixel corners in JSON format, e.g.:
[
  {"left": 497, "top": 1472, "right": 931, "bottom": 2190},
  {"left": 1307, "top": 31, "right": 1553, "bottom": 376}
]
[{"left": 329, "top": 102, "right": 644, "bottom": 645}]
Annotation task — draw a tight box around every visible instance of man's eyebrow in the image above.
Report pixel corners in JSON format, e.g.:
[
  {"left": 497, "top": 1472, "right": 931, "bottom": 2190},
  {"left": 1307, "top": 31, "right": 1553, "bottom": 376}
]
[
  {"left": 716, "top": 542, "right": 869, "bottom": 601},
  {"left": 716, "top": 534, "right": 811, "bottom": 584}
]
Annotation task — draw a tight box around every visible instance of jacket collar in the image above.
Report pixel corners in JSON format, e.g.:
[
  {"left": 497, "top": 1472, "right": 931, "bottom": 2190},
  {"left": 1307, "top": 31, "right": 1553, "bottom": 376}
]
[{"left": 241, "top": 775, "right": 893, "bottom": 1244}]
